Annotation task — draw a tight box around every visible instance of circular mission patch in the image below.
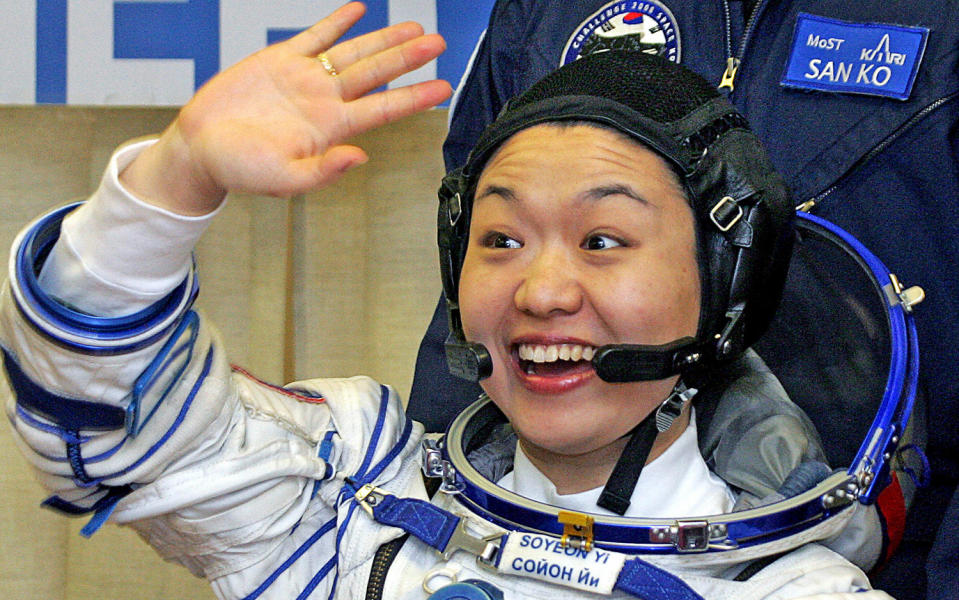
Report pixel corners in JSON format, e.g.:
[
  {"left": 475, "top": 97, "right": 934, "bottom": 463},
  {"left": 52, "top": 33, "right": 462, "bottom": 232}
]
[{"left": 561, "top": 1, "right": 681, "bottom": 66}]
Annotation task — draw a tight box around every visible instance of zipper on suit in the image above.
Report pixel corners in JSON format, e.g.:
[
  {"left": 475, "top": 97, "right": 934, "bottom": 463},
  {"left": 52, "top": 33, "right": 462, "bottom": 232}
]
[
  {"left": 365, "top": 534, "right": 410, "bottom": 600},
  {"left": 797, "top": 91, "right": 959, "bottom": 212},
  {"left": 719, "top": 0, "right": 769, "bottom": 92}
]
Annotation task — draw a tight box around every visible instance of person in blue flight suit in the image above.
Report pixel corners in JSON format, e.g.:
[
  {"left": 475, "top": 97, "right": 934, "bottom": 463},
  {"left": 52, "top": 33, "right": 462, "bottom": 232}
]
[{"left": 406, "top": 2, "right": 959, "bottom": 599}]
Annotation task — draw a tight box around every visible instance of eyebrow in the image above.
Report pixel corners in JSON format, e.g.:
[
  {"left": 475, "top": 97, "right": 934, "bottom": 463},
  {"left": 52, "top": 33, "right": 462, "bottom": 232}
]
[
  {"left": 475, "top": 183, "right": 651, "bottom": 206},
  {"left": 475, "top": 184, "right": 517, "bottom": 203},
  {"left": 583, "top": 184, "right": 650, "bottom": 205}
]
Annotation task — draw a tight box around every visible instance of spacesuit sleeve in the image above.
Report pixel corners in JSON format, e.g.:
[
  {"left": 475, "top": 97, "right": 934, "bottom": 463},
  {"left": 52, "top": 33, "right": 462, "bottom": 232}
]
[
  {"left": 0, "top": 143, "right": 423, "bottom": 594},
  {"left": 442, "top": 0, "right": 535, "bottom": 170}
]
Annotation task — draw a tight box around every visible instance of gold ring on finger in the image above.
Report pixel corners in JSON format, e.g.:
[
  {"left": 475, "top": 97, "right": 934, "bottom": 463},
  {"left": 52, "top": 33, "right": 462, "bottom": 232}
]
[{"left": 317, "top": 53, "right": 338, "bottom": 77}]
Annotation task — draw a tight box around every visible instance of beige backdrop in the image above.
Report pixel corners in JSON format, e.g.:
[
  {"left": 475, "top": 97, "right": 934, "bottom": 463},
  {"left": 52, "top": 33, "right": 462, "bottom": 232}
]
[{"left": 0, "top": 106, "right": 448, "bottom": 599}]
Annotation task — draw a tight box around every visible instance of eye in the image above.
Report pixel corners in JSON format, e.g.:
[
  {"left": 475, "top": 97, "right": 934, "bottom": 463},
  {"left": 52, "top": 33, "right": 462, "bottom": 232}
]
[
  {"left": 582, "top": 233, "right": 624, "bottom": 250},
  {"left": 482, "top": 232, "right": 522, "bottom": 249}
]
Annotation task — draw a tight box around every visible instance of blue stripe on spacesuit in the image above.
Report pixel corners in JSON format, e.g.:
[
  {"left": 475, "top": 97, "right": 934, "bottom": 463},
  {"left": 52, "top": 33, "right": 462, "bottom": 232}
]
[
  {"left": 361, "top": 415, "right": 413, "bottom": 485},
  {"left": 328, "top": 386, "right": 394, "bottom": 599},
  {"left": 328, "top": 501, "right": 359, "bottom": 600},
  {"left": 126, "top": 310, "right": 200, "bottom": 437},
  {"left": 240, "top": 517, "right": 338, "bottom": 600},
  {"left": 14, "top": 403, "right": 127, "bottom": 465},
  {"left": 56, "top": 346, "right": 214, "bottom": 487},
  {"left": 3, "top": 348, "right": 126, "bottom": 430},
  {"left": 355, "top": 384, "right": 392, "bottom": 477},
  {"left": 326, "top": 385, "right": 415, "bottom": 600},
  {"left": 328, "top": 383, "right": 397, "bottom": 600},
  {"left": 297, "top": 554, "right": 337, "bottom": 600},
  {"left": 13, "top": 203, "right": 198, "bottom": 355},
  {"left": 13, "top": 402, "right": 88, "bottom": 442}
]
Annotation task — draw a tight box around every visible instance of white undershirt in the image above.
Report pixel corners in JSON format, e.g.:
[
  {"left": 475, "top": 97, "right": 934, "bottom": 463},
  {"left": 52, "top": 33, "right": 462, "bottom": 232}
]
[
  {"left": 497, "top": 408, "right": 735, "bottom": 518},
  {"left": 38, "top": 139, "right": 218, "bottom": 317}
]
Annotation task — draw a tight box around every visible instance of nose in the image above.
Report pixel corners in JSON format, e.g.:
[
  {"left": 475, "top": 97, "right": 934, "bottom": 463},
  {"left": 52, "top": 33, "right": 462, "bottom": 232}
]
[{"left": 513, "top": 246, "right": 583, "bottom": 317}]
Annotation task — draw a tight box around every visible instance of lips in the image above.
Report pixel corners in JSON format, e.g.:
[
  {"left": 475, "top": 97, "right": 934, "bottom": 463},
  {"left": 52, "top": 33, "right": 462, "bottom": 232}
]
[{"left": 512, "top": 341, "right": 597, "bottom": 392}]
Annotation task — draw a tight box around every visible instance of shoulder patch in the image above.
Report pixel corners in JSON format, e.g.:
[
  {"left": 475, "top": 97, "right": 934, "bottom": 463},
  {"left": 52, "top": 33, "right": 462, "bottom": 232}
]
[
  {"left": 561, "top": 1, "right": 681, "bottom": 66},
  {"left": 781, "top": 13, "right": 929, "bottom": 101}
]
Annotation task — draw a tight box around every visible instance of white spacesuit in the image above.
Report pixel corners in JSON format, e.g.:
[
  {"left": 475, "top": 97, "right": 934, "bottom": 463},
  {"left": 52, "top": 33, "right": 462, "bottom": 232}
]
[{"left": 1, "top": 51, "right": 920, "bottom": 599}]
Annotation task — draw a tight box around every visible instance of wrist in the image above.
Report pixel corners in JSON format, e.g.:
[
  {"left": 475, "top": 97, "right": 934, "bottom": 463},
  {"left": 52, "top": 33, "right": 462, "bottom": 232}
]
[{"left": 119, "top": 123, "right": 225, "bottom": 216}]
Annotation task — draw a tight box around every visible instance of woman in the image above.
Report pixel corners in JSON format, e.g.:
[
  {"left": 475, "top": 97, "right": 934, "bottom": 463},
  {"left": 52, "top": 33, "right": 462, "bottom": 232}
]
[{"left": 1, "top": 3, "right": 892, "bottom": 598}]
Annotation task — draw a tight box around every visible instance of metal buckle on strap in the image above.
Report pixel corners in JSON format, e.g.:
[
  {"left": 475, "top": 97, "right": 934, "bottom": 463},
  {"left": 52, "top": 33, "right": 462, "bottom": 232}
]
[
  {"left": 421, "top": 438, "right": 464, "bottom": 494},
  {"left": 654, "top": 381, "right": 698, "bottom": 433},
  {"left": 354, "top": 483, "right": 389, "bottom": 517},
  {"left": 440, "top": 518, "right": 503, "bottom": 571},
  {"left": 422, "top": 438, "right": 446, "bottom": 478},
  {"left": 652, "top": 520, "right": 729, "bottom": 552},
  {"left": 709, "top": 196, "right": 743, "bottom": 232}
]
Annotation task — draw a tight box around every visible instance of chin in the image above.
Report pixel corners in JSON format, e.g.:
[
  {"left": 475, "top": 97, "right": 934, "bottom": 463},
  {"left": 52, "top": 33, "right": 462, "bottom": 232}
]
[{"left": 515, "top": 422, "right": 613, "bottom": 458}]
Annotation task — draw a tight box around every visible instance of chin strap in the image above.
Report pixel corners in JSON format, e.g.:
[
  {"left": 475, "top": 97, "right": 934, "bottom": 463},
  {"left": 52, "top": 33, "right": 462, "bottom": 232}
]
[{"left": 596, "top": 381, "right": 698, "bottom": 515}]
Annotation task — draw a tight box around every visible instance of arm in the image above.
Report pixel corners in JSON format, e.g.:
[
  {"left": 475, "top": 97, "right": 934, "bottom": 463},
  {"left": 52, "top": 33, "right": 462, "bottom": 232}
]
[
  {"left": 1, "top": 2, "right": 448, "bottom": 591},
  {"left": 442, "top": 0, "right": 531, "bottom": 170}
]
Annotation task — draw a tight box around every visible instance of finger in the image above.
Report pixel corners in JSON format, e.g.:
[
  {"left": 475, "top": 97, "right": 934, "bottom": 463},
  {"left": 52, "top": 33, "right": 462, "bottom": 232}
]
[
  {"left": 324, "top": 21, "right": 426, "bottom": 71},
  {"left": 336, "top": 34, "right": 447, "bottom": 101},
  {"left": 344, "top": 79, "right": 452, "bottom": 135},
  {"left": 284, "top": 145, "right": 369, "bottom": 194},
  {"left": 286, "top": 2, "right": 366, "bottom": 57}
]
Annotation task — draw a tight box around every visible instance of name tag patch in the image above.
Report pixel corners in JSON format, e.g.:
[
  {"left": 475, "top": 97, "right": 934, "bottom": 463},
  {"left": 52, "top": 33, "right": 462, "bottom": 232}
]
[
  {"left": 498, "top": 533, "right": 626, "bottom": 594},
  {"left": 781, "top": 13, "right": 928, "bottom": 100}
]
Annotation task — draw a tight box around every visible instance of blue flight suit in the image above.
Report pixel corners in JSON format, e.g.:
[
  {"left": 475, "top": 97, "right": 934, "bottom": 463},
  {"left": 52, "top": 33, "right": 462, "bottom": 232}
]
[{"left": 407, "top": 2, "right": 959, "bottom": 599}]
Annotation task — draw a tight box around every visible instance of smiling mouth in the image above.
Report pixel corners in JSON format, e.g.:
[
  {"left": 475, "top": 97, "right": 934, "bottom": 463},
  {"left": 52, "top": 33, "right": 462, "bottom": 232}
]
[{"left": 516, "top": 343, "right": 596, "bottom": 376}]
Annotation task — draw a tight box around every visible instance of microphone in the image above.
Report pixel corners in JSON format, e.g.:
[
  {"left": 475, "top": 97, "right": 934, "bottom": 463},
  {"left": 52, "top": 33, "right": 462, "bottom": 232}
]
[
  {"left": 445, "top": 337, "right": 493, "bottom": 381},
  {"left": 592, "top": 337, "right": 702, "bottom": 382},
  {"left": 445, "top": 336, "right": 704, "bottom": 384}
]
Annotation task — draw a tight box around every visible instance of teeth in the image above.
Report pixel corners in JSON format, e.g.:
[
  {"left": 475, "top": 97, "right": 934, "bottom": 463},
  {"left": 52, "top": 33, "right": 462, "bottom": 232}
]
[
  {"left": 533, "top": 346, "right": 546, "bottom": 362},
  {"left": 518, "top": 343, "right": 597, "bottom": 363}
]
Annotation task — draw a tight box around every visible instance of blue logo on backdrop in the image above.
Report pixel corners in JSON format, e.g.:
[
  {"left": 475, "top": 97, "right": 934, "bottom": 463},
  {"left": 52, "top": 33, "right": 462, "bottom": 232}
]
[
  {"left": 113, "top": 0, "right": 220, "bottom": 93},
  {"left": 33, "top": 0, "right": 485, "bottom": 105},
  {"left": 781, "top": 13, "right": 929, "bottom": 101},
  {"left": 36, "top": 0, "right": 67, "bottom": 104}
]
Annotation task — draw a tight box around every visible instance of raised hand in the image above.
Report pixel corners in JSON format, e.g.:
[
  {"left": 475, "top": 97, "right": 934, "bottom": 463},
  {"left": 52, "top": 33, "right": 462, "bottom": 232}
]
[{"left": 120, "top": 2, "right": 451, "bottom": 215}]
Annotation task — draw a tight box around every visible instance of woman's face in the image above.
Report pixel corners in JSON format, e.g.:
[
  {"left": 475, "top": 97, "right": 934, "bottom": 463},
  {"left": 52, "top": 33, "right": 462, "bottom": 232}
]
[{"left": 458, "top": 124, "right": 700, "bottom": 461}]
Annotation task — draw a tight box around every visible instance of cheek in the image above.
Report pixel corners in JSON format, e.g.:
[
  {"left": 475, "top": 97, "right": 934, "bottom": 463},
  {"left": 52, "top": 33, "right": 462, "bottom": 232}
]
[
  {"left": 654, "top": 216, "right": 701, "bottom": 335},
  {"left": 607, "top": 249, "right": 700, "bottom": 341},
  {"left": 671, "top": 253, "right": 701, "bottom": 334},
  {"left": 457, "top": 255, "right": 496, "bottom": 340}
]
